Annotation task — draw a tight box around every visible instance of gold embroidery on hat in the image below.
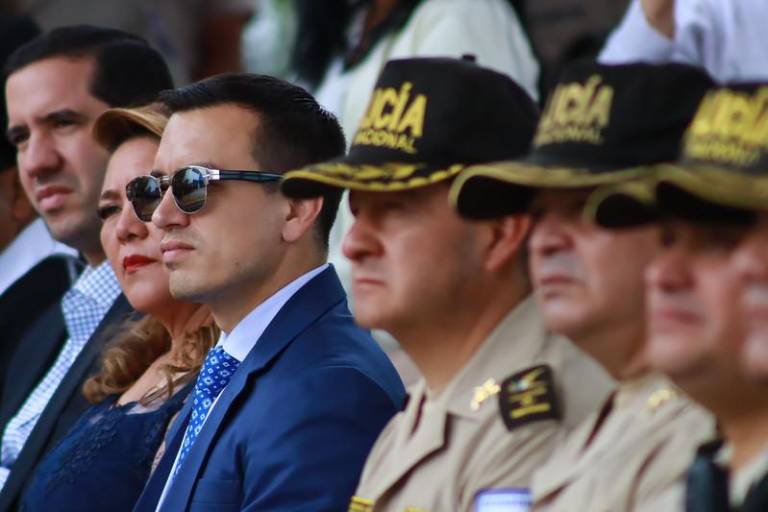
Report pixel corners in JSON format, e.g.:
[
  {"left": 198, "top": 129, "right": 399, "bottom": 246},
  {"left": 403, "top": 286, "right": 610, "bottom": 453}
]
[
  {"left": 685, "top": 88, "right": 768, "bottom": 167},
  {"left": 355, "top": 82, "right": 427, "bottom": 154},
  {"left": 534, "top": 75, "right": 614, "bottom": 146}
]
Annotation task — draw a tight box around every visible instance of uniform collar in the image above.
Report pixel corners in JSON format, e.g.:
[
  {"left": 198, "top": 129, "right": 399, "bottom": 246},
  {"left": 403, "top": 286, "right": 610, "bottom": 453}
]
[{"left": 421, "top": 297, "right": 551, "bottom": 420}]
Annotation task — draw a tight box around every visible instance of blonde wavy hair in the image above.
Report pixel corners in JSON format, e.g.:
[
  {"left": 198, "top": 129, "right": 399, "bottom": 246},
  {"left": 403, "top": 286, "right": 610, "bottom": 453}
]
[{"left": 83, "top": 315, "right": 218, "bottom": 405}]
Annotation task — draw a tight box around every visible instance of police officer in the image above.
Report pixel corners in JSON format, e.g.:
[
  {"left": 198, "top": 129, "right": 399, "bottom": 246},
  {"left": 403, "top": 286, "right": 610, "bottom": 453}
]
[
  {"left": 282, "top": 56, "right": 613, "bottom": 512},
  {"left": 450, "top": 61, "right": 716, "bottom": 511},
  {"left": 590, "top": 83, "right": 768, "bottom": 512}
]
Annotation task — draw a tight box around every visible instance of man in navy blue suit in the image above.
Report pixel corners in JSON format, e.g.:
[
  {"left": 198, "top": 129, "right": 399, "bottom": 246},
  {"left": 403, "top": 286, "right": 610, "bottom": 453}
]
[{"left": 131, "top": 73, "right": 405, "bottom": 512}]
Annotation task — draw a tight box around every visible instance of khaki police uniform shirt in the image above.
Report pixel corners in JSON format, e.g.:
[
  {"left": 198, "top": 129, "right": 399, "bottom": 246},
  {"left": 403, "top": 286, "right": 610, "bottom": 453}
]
[
  {"left": 532, "top": 373, "right": 717, "bottom": 512},
  {"left": 349, "top": 298, "right": 615, "bottom": 512}
]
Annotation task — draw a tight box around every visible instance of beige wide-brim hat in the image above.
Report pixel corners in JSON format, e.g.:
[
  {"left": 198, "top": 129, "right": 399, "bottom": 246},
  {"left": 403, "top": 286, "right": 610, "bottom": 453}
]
[{"left": 93, "top": 102, "right": 169, "bottom": 151}]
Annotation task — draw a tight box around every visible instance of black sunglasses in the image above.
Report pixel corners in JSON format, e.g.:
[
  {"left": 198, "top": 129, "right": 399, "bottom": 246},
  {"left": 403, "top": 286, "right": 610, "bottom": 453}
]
[{"left": 126, "top": 165, "right": 283, "bottom": 221}]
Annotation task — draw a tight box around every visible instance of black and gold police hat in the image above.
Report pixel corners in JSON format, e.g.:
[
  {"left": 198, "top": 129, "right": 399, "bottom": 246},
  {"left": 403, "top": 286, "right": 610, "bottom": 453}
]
[
  {"left": 280, "top": 55, "right": 538, "bottom": 198},
  {"left": 450, "top": 60, "right": 715, "bottom": 219},
  {"left": 590, "top": 83, "right": 768, "bottom": 228}
]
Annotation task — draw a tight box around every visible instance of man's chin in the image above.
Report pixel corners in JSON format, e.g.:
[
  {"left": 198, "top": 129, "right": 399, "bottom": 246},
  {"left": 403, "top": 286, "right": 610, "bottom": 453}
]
[
  {"left": 44, "top": 214, "right": 92, "bottom": 247},
  {"left": 351, "top": 304, "right": 389, "bottom": 331},
  {"left": 169, "top": 275, "right": 209, "bottom": 303}
]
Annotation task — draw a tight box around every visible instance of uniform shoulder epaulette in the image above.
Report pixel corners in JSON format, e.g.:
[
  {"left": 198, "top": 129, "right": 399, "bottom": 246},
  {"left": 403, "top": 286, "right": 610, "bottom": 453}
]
[{"left": 498, "top": 364, "right": 561, "bottom": 431}]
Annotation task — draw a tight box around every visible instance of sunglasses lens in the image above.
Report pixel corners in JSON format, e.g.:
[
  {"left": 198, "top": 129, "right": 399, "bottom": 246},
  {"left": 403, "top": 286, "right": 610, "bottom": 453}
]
[
  {"left": 172, "top": 167, "right": 207, "bottom": 213},
  {"left": 126, "top": 177, "right": 162, "bottom": 222}
]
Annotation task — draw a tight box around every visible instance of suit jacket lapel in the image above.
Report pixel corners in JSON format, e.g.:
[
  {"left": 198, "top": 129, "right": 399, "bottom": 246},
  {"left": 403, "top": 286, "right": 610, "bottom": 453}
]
[
  {"left": 160, "top": 267, "right": 346, "bottom": 510},
  {"left": 135, "top": 415, "right": 188, "bottom": 512},
  {"left": 0, "top": 294, "right": 133, "bottom": 510},
  {"left": 31, "top": 294, "right": 134, "bottom": 435},
  {"left": 0, "top": 303, "right": 66, "bottom": 427}
]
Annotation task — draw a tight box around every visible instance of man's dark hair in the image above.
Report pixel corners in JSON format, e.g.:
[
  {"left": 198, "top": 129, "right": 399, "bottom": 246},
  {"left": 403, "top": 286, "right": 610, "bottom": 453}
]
[
  {"left": 4, "top": 25, "right": 173, "bottom": 108},
  {"left": 160, "top": 73, "right": 346, "bottom": 249}
]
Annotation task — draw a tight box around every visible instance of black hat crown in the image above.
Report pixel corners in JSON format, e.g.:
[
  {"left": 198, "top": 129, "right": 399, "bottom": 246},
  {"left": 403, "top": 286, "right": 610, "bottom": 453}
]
[
  {"left": 527, "top": 60, "right": 715, "bottom": 170},
  {"left": 347, "top": 55, "right": 538, "bottom": 168},
  {"left": 680, "top": 84, "right": 768, "bottom": 174},
  {"left": 281, "top": 55, "right": 539, "bottom": 197}
]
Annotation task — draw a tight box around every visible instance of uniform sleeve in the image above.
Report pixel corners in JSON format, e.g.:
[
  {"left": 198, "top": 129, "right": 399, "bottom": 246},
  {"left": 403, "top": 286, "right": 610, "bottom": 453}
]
[
  {"left": 403, "top": 0, "right": 540, "bottom": 101},
  {"left": 459, "top": 423, "right": 560, "bottom": 512},
  {"left": 599, "top": 0, "right": 676, "bottom": 64},
  {"left": 240, "top": 366, "right": 399, "bottom": 512}
]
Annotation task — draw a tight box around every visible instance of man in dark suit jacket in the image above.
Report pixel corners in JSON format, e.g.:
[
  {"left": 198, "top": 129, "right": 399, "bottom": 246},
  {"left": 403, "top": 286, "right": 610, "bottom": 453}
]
[
  {"left": 133, "top": 73, "right": 405, "bottom": 511},
  {"left": 0, "top": 26, "right": 174, "bottom": 510},
  {"left": 0, "top": 255, "right": 80, "bottom": 395}
]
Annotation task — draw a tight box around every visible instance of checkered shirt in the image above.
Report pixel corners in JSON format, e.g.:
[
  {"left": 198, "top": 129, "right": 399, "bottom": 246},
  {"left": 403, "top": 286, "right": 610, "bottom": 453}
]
[{"left": 0, "top": 261, "right": 121, "bottom": 489}]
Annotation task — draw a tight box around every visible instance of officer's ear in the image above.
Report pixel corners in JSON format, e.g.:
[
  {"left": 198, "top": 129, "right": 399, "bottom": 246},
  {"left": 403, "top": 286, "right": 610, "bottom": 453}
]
[{"left": 484, "top": 213, "right": 531, "bottom": 272}]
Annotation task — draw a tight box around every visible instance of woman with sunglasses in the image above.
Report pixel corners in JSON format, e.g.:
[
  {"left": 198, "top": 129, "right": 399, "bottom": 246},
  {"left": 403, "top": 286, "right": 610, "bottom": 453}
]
[{"left": 20, "top": 103, "right": 217, "bottom": 512}]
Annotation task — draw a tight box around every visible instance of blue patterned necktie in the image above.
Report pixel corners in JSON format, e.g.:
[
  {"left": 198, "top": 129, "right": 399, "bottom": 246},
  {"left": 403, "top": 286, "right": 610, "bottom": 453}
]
[{"left": 174, "top": 345, "right": 240, "bottom": 476}]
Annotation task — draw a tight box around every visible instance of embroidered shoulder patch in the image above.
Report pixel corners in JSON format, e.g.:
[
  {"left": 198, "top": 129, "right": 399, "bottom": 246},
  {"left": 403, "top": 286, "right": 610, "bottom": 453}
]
[
  {"left": 498, "top": 365, "right": 561, "bottom": 431},
  {"left": 348, "top": 496, "right": 374, "bottom": 512}
]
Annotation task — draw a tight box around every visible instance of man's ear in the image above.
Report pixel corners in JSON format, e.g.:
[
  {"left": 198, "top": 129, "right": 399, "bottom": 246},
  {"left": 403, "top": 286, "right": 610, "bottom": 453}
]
[
  {"left": 485, "top": 214, "right": 532, "bottom": 271},
  {"left": 282, "top": 196, "right": 323, "bottom": 243}
]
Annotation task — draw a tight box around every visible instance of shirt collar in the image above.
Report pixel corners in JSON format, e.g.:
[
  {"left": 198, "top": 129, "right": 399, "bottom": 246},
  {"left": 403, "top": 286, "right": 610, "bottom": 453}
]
[
  {"left": 219, "top": 264, "right": 329, "bottom": 362},
  {"left": 0, "top": 218, "right": 78, "bottom": 296},
  {"left": 437, "top": 296, "right": 550, "bottom": 419},
  {"left": 70, "top": 260, "right": 122, "bottom": 308}
]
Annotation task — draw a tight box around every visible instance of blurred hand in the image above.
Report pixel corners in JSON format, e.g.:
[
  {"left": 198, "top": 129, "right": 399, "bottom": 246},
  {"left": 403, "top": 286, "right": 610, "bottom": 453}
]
[{"left": 641, "top": 0, "right": 675, "bottom": 38}]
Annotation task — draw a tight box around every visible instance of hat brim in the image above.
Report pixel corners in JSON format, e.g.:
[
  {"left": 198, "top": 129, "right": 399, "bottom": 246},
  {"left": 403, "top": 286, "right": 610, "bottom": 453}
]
[
  {"left": 449, "top": 160, "right": 651, "bottom": 219},
  {"left": 93, "top": 106, "right": 167, "bottom": 151},
  {"left": 654, "top": 164, "right": 768, "bottom": 213},
  {"left": 588, "top": 165, "right": 765, "bottom": 229},
  {"left": 281, "top": 161, "right": 467, "bottom": 198},
  {"left": 586, "top": 180, "right": 661, "bottom": 228}
]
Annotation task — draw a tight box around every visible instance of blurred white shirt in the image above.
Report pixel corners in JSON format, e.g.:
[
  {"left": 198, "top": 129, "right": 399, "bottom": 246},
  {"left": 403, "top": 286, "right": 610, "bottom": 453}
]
[
  {"left": 0, "top": 218, "right": 77, "bottom": 297},
  {"left": 600, "top": 0, "right": 768, "bottom": 82}
]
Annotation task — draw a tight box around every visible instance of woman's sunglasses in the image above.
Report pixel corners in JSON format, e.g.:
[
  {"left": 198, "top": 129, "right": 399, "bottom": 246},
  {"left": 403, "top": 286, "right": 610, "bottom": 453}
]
[{"left": 126, "top": 165, "right": 283, "bottom": 221}]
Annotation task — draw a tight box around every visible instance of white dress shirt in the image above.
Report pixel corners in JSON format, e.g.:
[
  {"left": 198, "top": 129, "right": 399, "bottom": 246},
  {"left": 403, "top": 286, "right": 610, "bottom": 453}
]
[
  {"left": 0, "top": 218, "right": 78, "bottom": 297},
  {"left": 0, "top": 261, "right": 121, "bottom": 489},
  {"left": 156, "top": 263, "right": 329, "bottom": 510},
  {"left": 600, "top": 0, "right": 768, "bottom": 82}
]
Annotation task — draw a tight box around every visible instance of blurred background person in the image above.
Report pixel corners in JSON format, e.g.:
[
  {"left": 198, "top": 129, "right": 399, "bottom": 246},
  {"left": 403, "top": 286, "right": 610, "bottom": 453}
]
[
  {"left": 600, "top": 0, "right": 768, "bottom": 82},
  {"left": 451, "top": 61, "right": 716, "bottom": 511},
  {"left": 20, "top": 103, "right": 217, "bottom": 512},
  {"left": 5, "top": 0, "right": 254, "bottom": 84},
  {"left": 0, "top": 10, "right": 78, "bottom": 398},
  {"left": 590, "top": 83, "right": 768, "bottom": 512},
  {"left": 0, "top": 26, "right": 173, "bottom": 510}
]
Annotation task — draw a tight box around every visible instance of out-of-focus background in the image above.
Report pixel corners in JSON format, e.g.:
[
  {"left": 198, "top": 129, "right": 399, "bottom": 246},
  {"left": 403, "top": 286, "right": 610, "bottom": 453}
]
[
  {"left": 2, "top": 0, "right": 631, "bottom": 99},
  {"left": 0, "top": 0, "right": 634, "bottom": 386}
]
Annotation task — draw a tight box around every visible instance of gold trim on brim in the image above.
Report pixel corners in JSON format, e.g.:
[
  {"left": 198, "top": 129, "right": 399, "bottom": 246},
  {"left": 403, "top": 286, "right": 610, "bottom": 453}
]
[
  {"left": 281, "top": 162, "right": 466, "bottom": 196},
  {"left": 449, "top": 160, "right": 650, "bottom": 209},
  {"left": 584, "top": 179, "right": 658, "bottom": 227},
  {"left": 656, "top": 164, "right": 768, "bottom": 212}
]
